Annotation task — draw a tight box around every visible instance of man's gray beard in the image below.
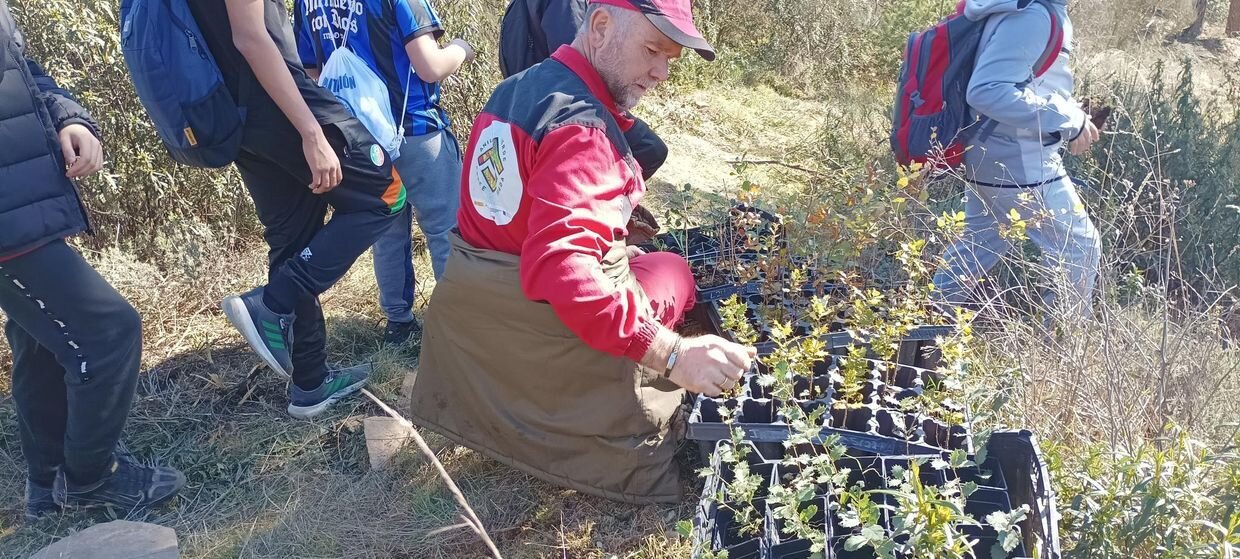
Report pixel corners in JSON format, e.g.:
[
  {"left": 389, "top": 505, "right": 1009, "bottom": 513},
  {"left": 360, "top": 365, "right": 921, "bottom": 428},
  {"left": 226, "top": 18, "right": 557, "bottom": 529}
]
[
  {"left": 596, "top": 46, "right": 643, "bottom": 112},
  {"left": 608, "top": 83, "right": 643, "bottom": 112}
]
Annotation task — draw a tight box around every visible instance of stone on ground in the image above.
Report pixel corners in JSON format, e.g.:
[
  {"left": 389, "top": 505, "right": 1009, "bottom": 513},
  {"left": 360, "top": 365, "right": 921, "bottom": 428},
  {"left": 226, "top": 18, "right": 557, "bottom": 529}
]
[{"left": 31, "top": 520, "right": 178, "bottom": 559}]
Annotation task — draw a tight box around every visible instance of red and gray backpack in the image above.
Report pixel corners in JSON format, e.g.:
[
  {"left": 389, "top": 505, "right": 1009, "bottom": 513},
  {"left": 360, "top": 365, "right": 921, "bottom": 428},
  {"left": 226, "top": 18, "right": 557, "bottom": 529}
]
[{"left": 890, "top": 0, "right": 1064, "bottom": 170}]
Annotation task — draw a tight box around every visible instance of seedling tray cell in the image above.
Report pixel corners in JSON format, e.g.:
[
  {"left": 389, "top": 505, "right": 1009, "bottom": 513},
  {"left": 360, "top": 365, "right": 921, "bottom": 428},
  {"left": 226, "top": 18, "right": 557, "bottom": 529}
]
[
  {"left": 765, "top": 495, "right": 830, "bottom": 559},
  {"left": 711, "top": 502, "right": 764, "bottom": 559}
]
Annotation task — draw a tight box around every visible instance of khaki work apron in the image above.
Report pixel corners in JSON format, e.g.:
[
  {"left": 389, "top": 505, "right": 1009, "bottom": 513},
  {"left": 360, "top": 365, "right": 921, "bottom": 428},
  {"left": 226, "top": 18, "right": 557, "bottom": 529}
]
[{"left": 409, "top": 233, "right": 685, "bottom": 504}]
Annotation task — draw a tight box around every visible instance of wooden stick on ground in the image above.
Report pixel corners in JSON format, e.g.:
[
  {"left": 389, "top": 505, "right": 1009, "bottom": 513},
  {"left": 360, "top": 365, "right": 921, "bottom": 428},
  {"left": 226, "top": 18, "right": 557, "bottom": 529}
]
[
  {"left": 358, "top": 387, "right": 504, "bottom": 558},
  {"left": 259, "top": 365, "right": 504, "bottom": 558}
]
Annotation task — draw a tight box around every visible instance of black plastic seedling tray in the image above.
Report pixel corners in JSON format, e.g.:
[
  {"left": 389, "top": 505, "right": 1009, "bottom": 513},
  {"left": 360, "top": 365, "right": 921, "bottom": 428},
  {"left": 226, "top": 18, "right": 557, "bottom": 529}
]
[
  {"left": 678, "top": 204, "right": 787, "bottom": 303},
  {"left": 688, "top": 351, "right": 972, "bottom": 458},
  {"left": 693, "top": 431, "right": 1060, "bottom": 559},
  {"left": 706, "top": 296, "right": 954, "bottom": 358}
]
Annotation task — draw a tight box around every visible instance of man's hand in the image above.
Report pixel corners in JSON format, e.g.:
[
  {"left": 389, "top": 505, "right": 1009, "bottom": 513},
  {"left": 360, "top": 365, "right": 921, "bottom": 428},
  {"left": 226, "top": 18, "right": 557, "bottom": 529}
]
[
  {"left": 303, "top": 129, "right": 342, "bottom": 194},
  {"left": 627, "top": 204, "right": 660, "bottom": 245},
  {"left": 1070, "top": 120, "right": 1101, "bottom": 156},
  {"left": 59, "top": 124, "right": 103, "bottom": 179},
  {"left": 449, "top": 38, "right": 476, "bottom": 64},
  {"left": 668, "top": 335, "right": 757, "bottom": 397},
  {"left": 625, "top": 245, "right": 646, "bottom": 259}
]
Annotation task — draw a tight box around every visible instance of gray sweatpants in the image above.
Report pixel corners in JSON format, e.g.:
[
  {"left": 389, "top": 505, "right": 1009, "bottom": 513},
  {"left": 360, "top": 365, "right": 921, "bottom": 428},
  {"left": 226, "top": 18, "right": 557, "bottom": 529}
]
[{"left": 932, "top": 176, "right": 1102, "bottom": 319}]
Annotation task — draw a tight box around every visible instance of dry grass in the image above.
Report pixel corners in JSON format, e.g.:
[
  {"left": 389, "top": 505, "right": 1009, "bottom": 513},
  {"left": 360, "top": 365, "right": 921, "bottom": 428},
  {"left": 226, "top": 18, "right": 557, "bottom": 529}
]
[
  {"left": 0, "top": 240, "right": 698, "bottom": 557},
  {"left": 967, "top": 291, "right": 1240, "bottom": 449}
]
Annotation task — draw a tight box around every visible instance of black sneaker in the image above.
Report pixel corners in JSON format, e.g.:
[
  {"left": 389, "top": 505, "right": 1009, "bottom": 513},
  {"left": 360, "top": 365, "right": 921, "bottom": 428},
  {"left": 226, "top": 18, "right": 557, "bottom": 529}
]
[
  {"left": 382, "top": 319, "right": 422, "bottom": 346},
  {"left": 222, "top": 287, "right": 295, "bottom": 377},
  {"left": 287, "top": 363, "right": 372, "bottom": 419},
  {"left": 25, "top": 479, "right": 60, "bottom": 522},
  {"left": 59, "top": 453, "right": 185, "bottom": 513}
]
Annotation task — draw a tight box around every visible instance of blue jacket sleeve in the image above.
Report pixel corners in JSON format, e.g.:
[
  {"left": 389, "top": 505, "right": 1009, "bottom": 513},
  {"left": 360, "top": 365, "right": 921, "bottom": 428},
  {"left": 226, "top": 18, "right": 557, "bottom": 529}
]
[
  {"left": 17, "top": 31, "right": 100, "bottom": 140},
  {"left": 965, "top": 5, "right": 1085, "bottom": 141}
]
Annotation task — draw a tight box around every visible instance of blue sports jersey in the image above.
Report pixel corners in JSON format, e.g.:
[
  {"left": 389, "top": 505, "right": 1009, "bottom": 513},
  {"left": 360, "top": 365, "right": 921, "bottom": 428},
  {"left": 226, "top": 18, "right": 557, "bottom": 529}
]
[{"left": 294, "top": 0, "right": 449, "bottom": 136}]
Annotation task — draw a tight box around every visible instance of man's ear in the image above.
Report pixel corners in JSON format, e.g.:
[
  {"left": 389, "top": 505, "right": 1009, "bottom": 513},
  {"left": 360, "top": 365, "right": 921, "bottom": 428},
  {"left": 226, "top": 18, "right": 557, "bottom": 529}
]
[{"left": 588, "top": 7, "right": 612, "bottom": 47}]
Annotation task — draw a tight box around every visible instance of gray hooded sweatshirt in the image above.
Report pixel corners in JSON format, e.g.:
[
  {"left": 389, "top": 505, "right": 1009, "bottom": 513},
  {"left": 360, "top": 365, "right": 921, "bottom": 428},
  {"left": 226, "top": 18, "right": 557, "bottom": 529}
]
[{"left": 962, "top": 0, "right": 1086, "bottom": 187}]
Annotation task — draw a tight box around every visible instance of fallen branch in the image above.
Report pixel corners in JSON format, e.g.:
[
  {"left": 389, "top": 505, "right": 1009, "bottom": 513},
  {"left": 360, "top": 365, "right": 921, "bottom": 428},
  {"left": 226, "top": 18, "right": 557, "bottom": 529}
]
[
  {"left": 727, "top": 158, "right": 819, "bottom": 175},
  {"left": 359, "top": 387, "right": 504, "bottom": 558},
  {"left": 261, "top": 364, "right": 504, "bottom": 558}
]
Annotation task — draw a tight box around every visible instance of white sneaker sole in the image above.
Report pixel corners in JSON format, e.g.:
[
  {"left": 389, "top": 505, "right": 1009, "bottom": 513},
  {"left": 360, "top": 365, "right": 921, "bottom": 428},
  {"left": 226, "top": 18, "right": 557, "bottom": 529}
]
[
  {"left": 286, "top": 379, "right": 368, "bottom": 420},
  {"left": 221, "top": 295, "right": 290, "bottom": 378}
]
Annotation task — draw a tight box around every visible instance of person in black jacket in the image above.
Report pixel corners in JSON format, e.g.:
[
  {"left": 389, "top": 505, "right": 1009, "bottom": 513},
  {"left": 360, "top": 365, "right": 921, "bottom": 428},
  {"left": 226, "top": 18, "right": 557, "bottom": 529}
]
[
  {"left": 0, "top": 0, "right": 183, "bottom": 522},
  {"left": 499, "top": 0, "right": 669, "bottom": 180}
]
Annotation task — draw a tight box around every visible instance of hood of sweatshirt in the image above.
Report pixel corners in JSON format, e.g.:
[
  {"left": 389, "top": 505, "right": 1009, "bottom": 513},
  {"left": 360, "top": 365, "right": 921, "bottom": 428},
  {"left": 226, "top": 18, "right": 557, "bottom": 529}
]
[{"left": 962, "top": 0, "right": 1067, "bottom": 20}]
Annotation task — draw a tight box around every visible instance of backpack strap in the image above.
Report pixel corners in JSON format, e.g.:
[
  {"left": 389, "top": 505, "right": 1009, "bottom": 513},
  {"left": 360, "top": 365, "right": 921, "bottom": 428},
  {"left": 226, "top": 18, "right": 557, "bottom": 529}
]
[
  {"left": 314, "top": 1, "right": 341, "bottom": 51},
  {"left": 974, "top": 0, "right": 1065, "bottom": 143},
  {"left": 390, "top": 0, "right": 413, "bottom": 139},
  {"left": 1030, "top": 0, "right": 1065, "bottom": 77}
]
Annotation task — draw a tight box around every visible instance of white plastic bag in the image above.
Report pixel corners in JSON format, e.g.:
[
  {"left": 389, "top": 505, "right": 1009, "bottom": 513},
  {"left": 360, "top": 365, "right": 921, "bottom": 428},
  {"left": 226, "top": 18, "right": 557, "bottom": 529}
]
[{"left": 318, "top": 47, "right": 404, "bottom": 159}]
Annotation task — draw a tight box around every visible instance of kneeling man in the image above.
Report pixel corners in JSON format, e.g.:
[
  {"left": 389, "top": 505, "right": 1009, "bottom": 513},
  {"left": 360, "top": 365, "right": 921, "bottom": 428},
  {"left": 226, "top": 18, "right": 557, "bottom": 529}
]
[{"left": 410, "top": 0, "right": 754, "bottom": 503}]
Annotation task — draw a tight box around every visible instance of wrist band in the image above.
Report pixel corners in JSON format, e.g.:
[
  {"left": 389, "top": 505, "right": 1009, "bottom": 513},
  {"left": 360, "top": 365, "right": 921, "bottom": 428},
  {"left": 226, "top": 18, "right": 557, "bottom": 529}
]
[{"left": 663, "top": 337, "right": 683, "bottom": 379}]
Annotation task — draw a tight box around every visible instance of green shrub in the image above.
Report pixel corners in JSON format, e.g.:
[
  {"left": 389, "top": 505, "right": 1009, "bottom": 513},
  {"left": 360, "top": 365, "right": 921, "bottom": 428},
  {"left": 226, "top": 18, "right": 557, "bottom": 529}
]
[
  {"left": 1049, "top": 429, "right": 1240, "bottom": 558},
  {"left": 437, "top": 0, "right": 505, "bottom": 140},
  {"left": 1070, "top": 59, "right": 1240, "bottom": 294},
  {"left": 686, "top": 0, "right": 953, "bottom": 97},
  {"left": 11, "top": 0, "right": 258, "bottom": 266}
]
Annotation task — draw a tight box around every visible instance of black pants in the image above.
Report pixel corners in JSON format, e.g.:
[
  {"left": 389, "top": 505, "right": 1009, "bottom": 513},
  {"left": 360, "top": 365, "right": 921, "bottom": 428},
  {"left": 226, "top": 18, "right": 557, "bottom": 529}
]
[
  {"left": 0, "top": 240, "right": 141, "bottom": 486},
  {"left": 237, "top": 103, "right": 402, "bottom": 390},
  {"left": 626, "top": 117, "right": 668, "bottom": 181}
]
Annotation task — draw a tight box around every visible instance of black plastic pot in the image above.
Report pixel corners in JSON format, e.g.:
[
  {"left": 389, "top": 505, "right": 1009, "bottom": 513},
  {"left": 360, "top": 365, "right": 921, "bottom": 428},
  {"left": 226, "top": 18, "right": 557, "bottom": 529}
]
[
  {"left": 829, "top": 537, "right": 877, "bottom": 559},
  {"left": 711, "top": 501, "right": 765, "bottom": 559},
  {"left": 766, "top": 495, "right": 829, "bottom": 559},
  {"left": 791, "top": 370, "right": 834, "bottom": 401},
  {"left": 688, "top": 395, "right": 793, "bottom": 446},
  {"left": 637, "top": 231, "right": 684, "bottom": 256},
  {"left": 921, "top": 418, "right": 970, "bottom": 451},
  {"left": 830, "top": 405, "right": 876, "bottom": 433},
  {"left": 833, "top": 455, "right": 885, "bottom": 491},
  {"left": 954, "top": 456, "right": 1007, "bottom": 490},
  {"left": 881, "top": 457, "right": 952, "bottom": 487},
  {"left": 746, "top": 374, "right": 774, "bottom": 399},
  {"left": 696, "top": 397, "right": 740, "bottom": 424},
  {"left": 964, "top": 487, "right": 1012, "bottom": 518},
  {"left": 960, "top": 524, "right": 1029, "bottom": 559},
  {"left": 875, "top": 409, "right": 921, "bottom": 442}
]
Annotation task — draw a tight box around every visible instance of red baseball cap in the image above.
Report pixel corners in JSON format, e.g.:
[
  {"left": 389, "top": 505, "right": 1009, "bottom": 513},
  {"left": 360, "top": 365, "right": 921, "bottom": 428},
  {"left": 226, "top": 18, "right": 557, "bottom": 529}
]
[{"left": 589, "top": 0, "right": 717, "bottom": 61}]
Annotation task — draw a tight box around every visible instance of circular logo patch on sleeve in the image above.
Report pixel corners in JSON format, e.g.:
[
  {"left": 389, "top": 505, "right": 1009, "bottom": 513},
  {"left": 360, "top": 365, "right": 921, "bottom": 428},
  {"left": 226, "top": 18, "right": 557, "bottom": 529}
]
[
  {"left": 469, "top": 121, "right": 524, "bottom": 226},
  {"left": 369, "top": 144, "right": 385, "bottom": 167}
]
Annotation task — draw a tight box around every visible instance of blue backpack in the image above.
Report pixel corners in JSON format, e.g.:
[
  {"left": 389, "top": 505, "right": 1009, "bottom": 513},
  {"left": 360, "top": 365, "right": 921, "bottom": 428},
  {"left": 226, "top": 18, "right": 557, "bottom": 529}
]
[{"left": 120, "top": 0, "right": 244, "bottom": 168}]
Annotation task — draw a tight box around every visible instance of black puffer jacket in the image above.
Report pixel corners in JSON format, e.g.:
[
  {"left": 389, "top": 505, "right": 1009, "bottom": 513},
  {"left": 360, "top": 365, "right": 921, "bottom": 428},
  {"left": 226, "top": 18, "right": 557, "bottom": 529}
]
[
  {"left": 0, "top": 0, "right": 99, "bottom": 258},
  {"left": 499, "top": 0, "right": 586, "bottom": 78}
]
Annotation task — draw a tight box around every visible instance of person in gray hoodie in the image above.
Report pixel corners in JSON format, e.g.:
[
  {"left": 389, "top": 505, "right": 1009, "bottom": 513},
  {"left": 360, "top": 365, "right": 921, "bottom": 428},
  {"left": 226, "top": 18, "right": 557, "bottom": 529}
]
[{"left": 933, "top": 0, "right": 1103, "bottom": 320}]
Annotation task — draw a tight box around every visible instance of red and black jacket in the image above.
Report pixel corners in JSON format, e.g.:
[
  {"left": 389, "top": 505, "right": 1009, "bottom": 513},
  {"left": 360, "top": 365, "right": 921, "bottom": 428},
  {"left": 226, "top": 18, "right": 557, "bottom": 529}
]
[{"left": 457, "top": 45, "right": 661, "bottom": 362}]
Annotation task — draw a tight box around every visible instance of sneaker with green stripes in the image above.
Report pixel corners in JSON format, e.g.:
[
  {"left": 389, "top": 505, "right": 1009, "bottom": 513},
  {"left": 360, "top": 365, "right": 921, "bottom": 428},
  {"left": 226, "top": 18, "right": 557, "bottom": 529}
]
[
  {"left": 286, "top": 363, "right": 372, "bottom": 419},
  {"left": 221, "top": 287, "right": 295, "bottom": 377}
]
